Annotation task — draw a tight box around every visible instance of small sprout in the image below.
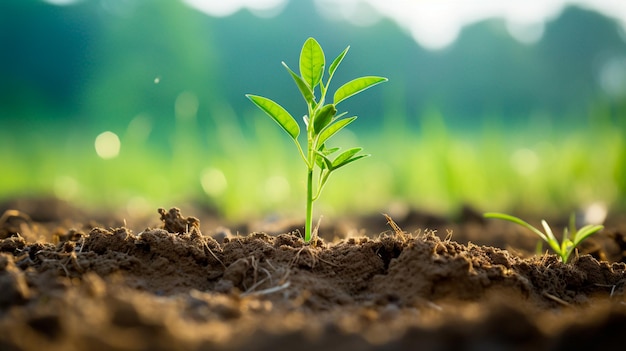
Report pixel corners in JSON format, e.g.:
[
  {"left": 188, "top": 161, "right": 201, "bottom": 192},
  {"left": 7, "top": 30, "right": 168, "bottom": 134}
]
[
  {"left": 246, "top": 37, "right": 387, "bottom": 242},
  {"left": 484, "top": 212, "right": 604, "bottom": 263}
]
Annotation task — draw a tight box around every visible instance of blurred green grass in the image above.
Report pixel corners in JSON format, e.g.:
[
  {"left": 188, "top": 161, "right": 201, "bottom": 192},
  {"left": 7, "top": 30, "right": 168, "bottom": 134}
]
[
  {"left": 1, "top": 102, "right": 623, "bottom": 222},
  {"left": 3, "top": 1, "right": 625, "bottom": 223}
]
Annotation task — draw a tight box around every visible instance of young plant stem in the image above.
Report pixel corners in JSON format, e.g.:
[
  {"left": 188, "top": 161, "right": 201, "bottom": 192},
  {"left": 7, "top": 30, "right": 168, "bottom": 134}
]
[
  {"left": 484, "top": 212, "right": 604, "bottom": 263},
  {"left": 304, "top": 100, "right": 315, "bottom": 242},
  {"left": 246, "top": 38, "right": 387, "bottom": 242},
  {"left": 305, "top": 167, "right": 314, "bottom": 242}
]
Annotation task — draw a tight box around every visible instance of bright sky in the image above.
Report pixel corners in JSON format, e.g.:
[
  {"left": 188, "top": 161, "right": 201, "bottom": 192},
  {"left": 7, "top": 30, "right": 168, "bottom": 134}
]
[
  {"left": 182, "top": 0, "right": 287, "bottom": 17},
  {"left": 181, "top": 0, "right": 626, "bottom": 49},
  {"left": 43, "top": 0, "right": 626, "bottom": 49},
  {"left": 315, "top": 0, "right": 626, "bottom": 49},
  {"left": 178, "top": 0, "right": 626, "bottom": 95}
]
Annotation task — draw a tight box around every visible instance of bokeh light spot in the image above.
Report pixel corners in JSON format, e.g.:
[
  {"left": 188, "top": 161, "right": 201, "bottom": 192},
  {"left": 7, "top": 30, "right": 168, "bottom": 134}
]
[
  {"left": 95, "top": 131, "right": 121, "bottom": 159},
  {"left": 583, "top": 202, "right": 607, "bottom": 225},
  {"left": 510, "top": 148, "right": 539, "bottom": 176},
  {"left": 201, "top": 168, "right": 228, "bottom": 197}
]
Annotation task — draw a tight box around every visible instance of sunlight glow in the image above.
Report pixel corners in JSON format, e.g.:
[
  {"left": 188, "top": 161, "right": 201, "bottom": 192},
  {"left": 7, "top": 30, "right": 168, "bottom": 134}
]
[
  {"left": 314, "top": 0, "right": 626, "bottom": 50},
  {"left": 54, "top": 176, "right": 79, "bottom": 200},
  {"left": 583, "top": 202, "right": 608, "bottom": 225},
  {"left": 510, "top": 148, "right": 539, "bottom": 176},
  {"left": 126, "top": 196, "right": 152, "bottom": 219},
  {"left": 183, "top": 0, "right": 287, "bottom": 17},
  {"left": 264, "top": 175, "right": 290, "bottom": 203},
  {"left": 94, "top": 131, "right": 121, "bottom": 159},
  {"left": 41, "top": 0, "right": 80, "bottom": 5},
  {"left": 201, "top": 168, "right": 228, "bottom": 197},
  {"left": 506, "top": 21, "right": 545, "bottom": 45}
]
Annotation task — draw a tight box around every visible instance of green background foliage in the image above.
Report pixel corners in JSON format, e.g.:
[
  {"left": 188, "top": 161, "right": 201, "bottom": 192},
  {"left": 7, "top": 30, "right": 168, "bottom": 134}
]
[{"left": 1, "top": 0, "right": 625, "bottom": 221}]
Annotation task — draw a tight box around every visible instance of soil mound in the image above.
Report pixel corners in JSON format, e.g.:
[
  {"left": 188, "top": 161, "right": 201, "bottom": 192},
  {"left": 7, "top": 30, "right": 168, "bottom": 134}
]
[{"left": 1, "top": 207, "right": 625, "bottom": 350}]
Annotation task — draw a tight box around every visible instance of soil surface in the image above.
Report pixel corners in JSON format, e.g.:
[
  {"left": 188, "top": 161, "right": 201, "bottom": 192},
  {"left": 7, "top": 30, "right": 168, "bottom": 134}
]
[{"left": 1, "top": 198, "right": 626, "bottom": 350}]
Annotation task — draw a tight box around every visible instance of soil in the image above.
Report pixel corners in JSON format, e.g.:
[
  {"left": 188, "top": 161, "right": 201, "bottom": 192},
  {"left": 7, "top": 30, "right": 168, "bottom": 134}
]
[{"left": 1, "top": 198, "right": 626, "bottom": 350}]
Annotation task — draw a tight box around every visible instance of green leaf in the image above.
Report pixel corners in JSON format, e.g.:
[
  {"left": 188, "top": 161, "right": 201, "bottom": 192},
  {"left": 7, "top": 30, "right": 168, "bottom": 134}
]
[
  {"left": 315, "top": 144, "right": 328, "bottom": 168},
  {"left": 246, "top": 94, "right": 299, "bottom": 140},
  {"left": 332, "top": 147, "right": 363, "bottom": 168},
  {"left": 334, "top": 76, "right": 388, "bottom": 105},
  {"left": 572, "top": 224, "right": 604, "bottom": 246},
  {"left": 328, "top": 46, "right": 349, "bottom": 80},
  {"left": 313, "top": 104, "right": 336, "bottom": 134},
  {"left": 561, "top": 240, "right": 575, "bottom": 262},
  {"left": 317, "top": 116, "right": 357, "bottom": 146},
  {"left": 315, "top": 150, "right": 334, "bottom": 170},
  {"left": 315, "top": 145, "right": 338, "bottom": 168},
  {"left": 300, "top": 37, "right": 325, "bottom": 89},
  {"left": 282, "top": 62, "right": 315, "bottom": 104},
  {"left": 541, "top": 220, "right": 560, "bottom": 254},
  {"left": 331, "top": 111, "right": 348, "bottom": 120},
  {"left": 568, "top": 213, "right": 577, "bottom": 240},
  {"left": 315, "top": 154, "right": 325, "bottom": 169},
  {"left": 483, "top": 213, "right": 550, "bottom": 243},
  {"left": 320, "top": 146, "right": 340, "bottom": 155},
  {"left": 484, "top": 212, "right": 604, "bottom": 263}
]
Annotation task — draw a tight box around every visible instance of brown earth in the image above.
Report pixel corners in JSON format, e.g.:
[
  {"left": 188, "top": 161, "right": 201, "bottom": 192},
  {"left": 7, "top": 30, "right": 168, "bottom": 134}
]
[{"left": 1, "top": 199, "right": 626, "bottom": 350}]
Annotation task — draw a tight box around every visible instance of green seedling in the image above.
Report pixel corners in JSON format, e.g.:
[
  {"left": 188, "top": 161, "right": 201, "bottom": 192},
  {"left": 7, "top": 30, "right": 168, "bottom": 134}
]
[
  {"left": 484, "top": 212, "right": 604, "bottom": 263},
  {"left": 246, "top": 37, "right": 387, "bottom": 242}
]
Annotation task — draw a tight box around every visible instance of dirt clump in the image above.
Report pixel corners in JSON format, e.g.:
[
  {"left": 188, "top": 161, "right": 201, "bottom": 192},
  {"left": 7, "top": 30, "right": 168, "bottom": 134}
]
[{"left": 1, "top": 206, "right": 625, "bottom": 350}]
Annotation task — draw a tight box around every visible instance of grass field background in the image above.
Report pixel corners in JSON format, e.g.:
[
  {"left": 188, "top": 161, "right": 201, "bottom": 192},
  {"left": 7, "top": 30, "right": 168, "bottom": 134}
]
[
  {"left": 2, "top": 101, "right": 623, "bottom": 221},
  {"left": 2, "top": 1, "right": 625, "bottom": 222}
]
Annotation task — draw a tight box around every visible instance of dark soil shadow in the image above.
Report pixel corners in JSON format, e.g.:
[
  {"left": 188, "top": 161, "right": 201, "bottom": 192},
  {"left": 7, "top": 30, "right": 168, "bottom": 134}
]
[{"left": 1, "top": 201, "right": 626, "bottom": 350}]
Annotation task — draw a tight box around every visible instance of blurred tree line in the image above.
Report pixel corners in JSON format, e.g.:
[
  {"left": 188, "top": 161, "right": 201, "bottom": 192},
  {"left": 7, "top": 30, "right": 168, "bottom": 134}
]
[{"left": 1, "top": 0, "right": 625, "bottom": 138}]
